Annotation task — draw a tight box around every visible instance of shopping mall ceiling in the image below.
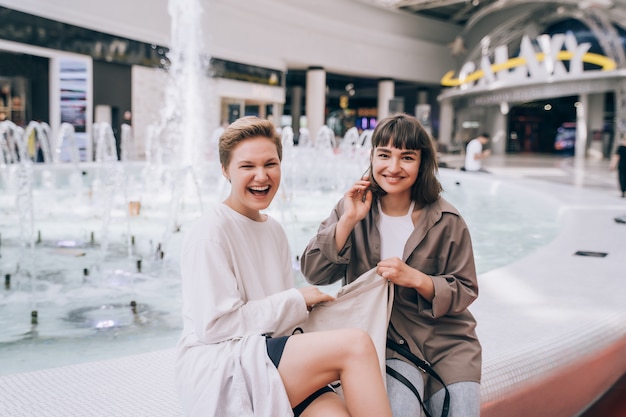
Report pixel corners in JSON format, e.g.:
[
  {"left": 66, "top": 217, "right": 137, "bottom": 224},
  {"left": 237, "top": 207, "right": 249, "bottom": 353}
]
[
  {"left": 290, "top": 0, "right": 626, "bottom": 106},
  {"left": 371, "top": 0, "right": 626, "bottom": 27},
  {"left": 364, "top": 0, "right": 626, "bottom": 65}
]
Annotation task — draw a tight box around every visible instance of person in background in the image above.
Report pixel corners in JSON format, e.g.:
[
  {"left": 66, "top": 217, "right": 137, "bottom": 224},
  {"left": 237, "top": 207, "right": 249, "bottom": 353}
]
[
  {"left": 462, "top": 133, "right": 491, "bottom": 172},
  {"left": 609, "top": 134, "right": 626, "bottom": 198},
  {"left": 175, "top": 116, "right": 392, "bottom": 417},
  {"left": 301, "top": 114, "right": 482, "bottom": 417}
]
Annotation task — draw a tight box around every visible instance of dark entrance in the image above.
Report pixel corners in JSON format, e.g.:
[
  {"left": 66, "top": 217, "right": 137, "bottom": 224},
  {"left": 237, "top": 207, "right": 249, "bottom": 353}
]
[{"left": 507, "top": 96, "right": 577, "bottom": 154}]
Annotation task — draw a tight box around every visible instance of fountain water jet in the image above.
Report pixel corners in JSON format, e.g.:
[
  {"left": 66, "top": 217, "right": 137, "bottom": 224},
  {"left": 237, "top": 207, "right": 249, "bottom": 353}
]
[
  {"left": 23, "top": 121, "right": 53, "bottom": 164},
  {"left": 160, "top": 0, "right": 209, "bottom": 167},
  {"left": 55, "top": 122, "right": 80, "bottom": 164}
]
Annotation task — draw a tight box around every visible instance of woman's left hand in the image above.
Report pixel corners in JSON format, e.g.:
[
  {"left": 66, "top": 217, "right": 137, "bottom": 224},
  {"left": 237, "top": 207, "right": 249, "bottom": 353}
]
[
  {"left": 377, "top": 257, "right": 435, "bottom": 301},
  {"left": 377, "top": 257, "right": 417, "bottom": 287}
]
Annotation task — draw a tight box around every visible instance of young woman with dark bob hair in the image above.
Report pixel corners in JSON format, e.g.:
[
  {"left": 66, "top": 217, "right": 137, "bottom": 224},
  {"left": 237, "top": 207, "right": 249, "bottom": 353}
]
[{"left": 301, "top": 114, "right": 482, "bottom": 417}]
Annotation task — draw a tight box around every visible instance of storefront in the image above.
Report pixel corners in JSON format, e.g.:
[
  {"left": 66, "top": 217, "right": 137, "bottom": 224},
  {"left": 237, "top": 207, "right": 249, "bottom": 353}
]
[
  {"left": 0, "top": 6, "right": 285, "bottom": 161},
  {"left": 437, "top": 17, "right": 626, "bottom": 159}
]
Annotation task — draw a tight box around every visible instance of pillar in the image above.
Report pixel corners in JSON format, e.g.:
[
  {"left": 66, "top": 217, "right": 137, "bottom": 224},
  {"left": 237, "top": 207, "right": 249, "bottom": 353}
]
[
  {"left": 587, "top": 93, "right": 605, "bottom": 159},
  {"left": 614, "top": 80, "right": 626, "bottom": 154},
  {"left": 306, "top": 66, "right": 326, "bottom": 143},
  {"left": 377, "top": 78, "right": 395, "bottom": 120},
  {"left": 439, "top": 100, "right": 454, "bottom": 146},
  {"left": 491, "top": 110, "right": 507, "bottom": 156},
  {"left": 291, "top": 85, "right": 303, "bottom": 144},
  {"left": 415, "top": 90, "right": 431, "bottom": 135},
  {"left": 575, "top": 94, "right": 589, "bottom": 162},
  {"left": 574, "top": 94, "right": 589, "bottom": 187}
]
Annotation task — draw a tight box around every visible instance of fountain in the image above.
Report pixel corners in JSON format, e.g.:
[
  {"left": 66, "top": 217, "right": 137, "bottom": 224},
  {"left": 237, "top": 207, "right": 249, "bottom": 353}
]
[
  {"left": 0, "top": 0, "right": 564, "bottom": 377},
  {"left": 56, "top": 122, "right": 81, "bottom": 164},
  {"left": 0, "top": 117, "right": 565, "bottom": 375},
  {"left": 341, "top": 126, "right": 360, "bottom": 149},
  {"left": 0, "top": 121, "right": 22, "bottom": 164}
]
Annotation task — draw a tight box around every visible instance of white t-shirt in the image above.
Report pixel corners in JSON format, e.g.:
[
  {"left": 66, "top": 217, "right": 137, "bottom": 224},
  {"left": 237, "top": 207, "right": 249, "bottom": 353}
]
[
  {"left": 464, "top": 138, "right": 483, "bottom": 171},
  {"left": 378, "top": 200, "right": 415, "bottom": 260}
]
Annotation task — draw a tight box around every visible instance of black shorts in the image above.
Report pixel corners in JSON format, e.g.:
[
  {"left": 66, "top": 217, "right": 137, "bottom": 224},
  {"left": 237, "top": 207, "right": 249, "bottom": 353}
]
[{"left": 266, "top": 336, "right": 335, "bottom": 416}]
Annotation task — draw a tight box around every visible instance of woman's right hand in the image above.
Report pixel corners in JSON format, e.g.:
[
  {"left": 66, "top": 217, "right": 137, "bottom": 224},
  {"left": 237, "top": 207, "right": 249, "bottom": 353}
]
[
  {"left": 298, "top": 286, "right": 335, "bottom": 310},
  {"left": 332, "top": 179, "right": 373, "bottom": 253},
  {"left": 341, "top": 179, "right": 373, "bottom": 224}
]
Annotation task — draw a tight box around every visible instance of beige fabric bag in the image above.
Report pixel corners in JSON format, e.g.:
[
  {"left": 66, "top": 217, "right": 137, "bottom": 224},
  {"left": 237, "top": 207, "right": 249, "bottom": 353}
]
[{"left": 296, "top": 268, "right": 394, "bottom": 392}]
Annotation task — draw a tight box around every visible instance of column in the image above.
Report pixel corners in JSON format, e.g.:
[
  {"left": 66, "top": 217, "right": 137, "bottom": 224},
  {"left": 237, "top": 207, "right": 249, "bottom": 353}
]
[
  {"left": 438, "top": 99, "right": 454, "bottom": 146},
  {"left": 377, "top": 78, "right": 395, "bottom": 120},
  {"left": 587, "top": 93, "right": 605, "bottom": 159},
  {"left": 306, "top": 66, "right": 326, "bottom": 144},
  {"left": 291, "top": 85, "right": 303, "bottom": 144},
  {"left": 415, "top": 90, "right": 431, "bottom": 135},
  {"left": 615, "top": 80, "right": 626, "bottom": 154},
  {"left": 574, "top": 94, "right": 589, "bottom": 187},
  {"left": 271, "top": 102, "right": 283, "bottom": 131},
  {"left": 491, "top": 110, "right": 507, "bottom": 156},
  {"left": 575, "top": 94, "right": 589, "bottom": 162}
]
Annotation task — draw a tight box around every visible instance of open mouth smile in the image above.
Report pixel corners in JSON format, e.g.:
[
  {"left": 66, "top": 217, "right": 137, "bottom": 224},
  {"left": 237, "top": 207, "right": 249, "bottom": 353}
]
[{"left": 248, "top": 185, "right": 271, "bottom": 196}]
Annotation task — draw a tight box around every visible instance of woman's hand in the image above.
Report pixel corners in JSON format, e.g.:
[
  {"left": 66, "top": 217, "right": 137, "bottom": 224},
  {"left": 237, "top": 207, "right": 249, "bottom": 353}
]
[
  {"left": 341, "top": 179, "right": 373, "bottom": 225},
  {"left": 377, "top": 257, "right": 435, "bottom": 302},
  {"left": 298, "top": 286, "right": 335, "bottom": 310},
  {"left": 334, "top": 179, "right": 373, "bottom": 254}
]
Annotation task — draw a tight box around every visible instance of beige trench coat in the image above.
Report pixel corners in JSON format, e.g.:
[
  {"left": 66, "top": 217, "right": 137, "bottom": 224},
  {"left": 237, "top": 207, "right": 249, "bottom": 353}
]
[{"left": 300, "top": 196, "right": 481, "bottom": 399}]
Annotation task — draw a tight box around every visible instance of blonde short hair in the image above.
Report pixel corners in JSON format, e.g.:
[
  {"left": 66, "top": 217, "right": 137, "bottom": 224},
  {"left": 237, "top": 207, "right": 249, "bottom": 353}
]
[{"left": 219, "top": 116, "right": 282, "bottom": 168}]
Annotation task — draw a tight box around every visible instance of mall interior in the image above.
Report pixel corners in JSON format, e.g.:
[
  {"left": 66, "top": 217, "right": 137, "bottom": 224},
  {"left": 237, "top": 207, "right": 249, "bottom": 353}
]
[{"left": 0, "top": 0, "right": 625, "bottom": 416}]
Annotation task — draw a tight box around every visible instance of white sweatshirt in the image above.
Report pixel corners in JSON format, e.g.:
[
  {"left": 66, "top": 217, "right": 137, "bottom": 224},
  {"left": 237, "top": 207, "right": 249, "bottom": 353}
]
[{"left": 175, "top": 203, "right": 308, "bottom": 417}]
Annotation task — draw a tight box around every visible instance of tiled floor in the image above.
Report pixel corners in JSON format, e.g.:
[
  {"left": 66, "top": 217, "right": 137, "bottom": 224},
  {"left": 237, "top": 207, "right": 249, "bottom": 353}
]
[
  {"left": 441, "top": 152, "right": 626, "bottom": 417},
  {"left": 439, "top": 152, "right": 622, "bottom": 197}
]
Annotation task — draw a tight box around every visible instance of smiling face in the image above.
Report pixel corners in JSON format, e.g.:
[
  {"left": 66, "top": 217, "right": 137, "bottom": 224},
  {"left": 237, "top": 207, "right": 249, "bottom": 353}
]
[
  {"left": 222, "top": 136, "right": 281, "bottom": 221},
  {"left": 371, "top": 143, "right": 421, "bottom": 201},
  {"left": 367, "top": 114, "right": 442, "bottom": 206}
]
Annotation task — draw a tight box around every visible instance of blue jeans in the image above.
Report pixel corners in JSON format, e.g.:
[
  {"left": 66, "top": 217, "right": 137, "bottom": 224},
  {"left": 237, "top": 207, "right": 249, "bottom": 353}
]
[{"left": 386, "top": 358, "right": 480, "bottom": 417}]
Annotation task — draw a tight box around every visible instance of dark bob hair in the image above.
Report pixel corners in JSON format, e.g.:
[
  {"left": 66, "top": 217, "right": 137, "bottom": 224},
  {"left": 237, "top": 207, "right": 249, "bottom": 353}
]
[{"left": 368, "top": 113, "right": 442, "bottom": 205}]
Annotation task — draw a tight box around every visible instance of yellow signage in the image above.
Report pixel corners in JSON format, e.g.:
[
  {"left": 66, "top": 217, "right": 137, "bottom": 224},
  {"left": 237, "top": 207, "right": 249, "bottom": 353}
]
[{"left": 441, "top": 33, "right": 617, "bottom": 88}]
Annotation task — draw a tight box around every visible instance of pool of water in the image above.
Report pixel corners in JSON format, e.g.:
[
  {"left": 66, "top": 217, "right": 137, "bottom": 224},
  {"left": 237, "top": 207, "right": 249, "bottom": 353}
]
[{"left": 0, "top": 159, "right": 561, "bottom": 376}]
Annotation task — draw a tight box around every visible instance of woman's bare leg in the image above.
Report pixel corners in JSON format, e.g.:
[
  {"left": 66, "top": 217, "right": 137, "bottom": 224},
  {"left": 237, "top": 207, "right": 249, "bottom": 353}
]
[
  {"left": 299, "top": 392, "right": 350, "bottom": 417},
  {"left": 277, "top": 328, "right": 392, "bottom": 417}
]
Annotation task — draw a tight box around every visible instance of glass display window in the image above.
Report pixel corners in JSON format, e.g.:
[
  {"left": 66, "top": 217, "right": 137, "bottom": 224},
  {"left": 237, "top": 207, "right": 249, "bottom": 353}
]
[{"left": 0, "top": 76, "right": 27, "bottom": 126}]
